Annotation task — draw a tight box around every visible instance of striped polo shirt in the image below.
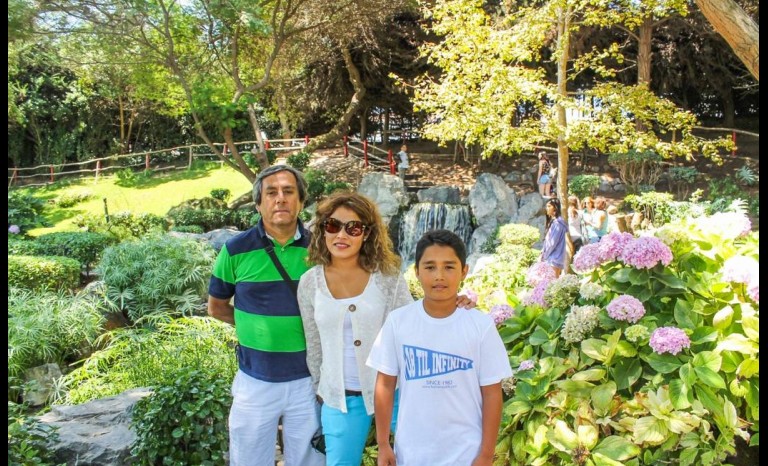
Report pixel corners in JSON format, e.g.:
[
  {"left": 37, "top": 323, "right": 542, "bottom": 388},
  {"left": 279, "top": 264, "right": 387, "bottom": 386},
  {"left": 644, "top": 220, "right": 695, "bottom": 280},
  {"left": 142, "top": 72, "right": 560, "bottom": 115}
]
[{"left": 208, "top": 220, "right": 311, "bottom": 382}]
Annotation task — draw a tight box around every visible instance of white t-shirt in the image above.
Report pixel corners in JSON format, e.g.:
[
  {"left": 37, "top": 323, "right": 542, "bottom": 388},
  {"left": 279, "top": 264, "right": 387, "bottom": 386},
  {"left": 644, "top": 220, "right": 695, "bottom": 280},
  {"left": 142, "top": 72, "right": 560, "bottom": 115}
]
[
  {"left": 366, "top": 300, "right": 513, "bottom": 466},
  {"left": 398, "top": 150, "right": 409, "bottom": 169}
]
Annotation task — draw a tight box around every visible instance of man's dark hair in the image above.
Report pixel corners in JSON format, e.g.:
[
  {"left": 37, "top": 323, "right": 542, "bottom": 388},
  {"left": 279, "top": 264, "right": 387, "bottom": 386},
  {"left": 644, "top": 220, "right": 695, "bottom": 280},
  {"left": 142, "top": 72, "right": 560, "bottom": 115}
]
[
  {"left": 415, "top": 229, "right": 467, "bottom": 268},
  {"left": 252, "top": 165, "right": 308, "bottom": 205}
]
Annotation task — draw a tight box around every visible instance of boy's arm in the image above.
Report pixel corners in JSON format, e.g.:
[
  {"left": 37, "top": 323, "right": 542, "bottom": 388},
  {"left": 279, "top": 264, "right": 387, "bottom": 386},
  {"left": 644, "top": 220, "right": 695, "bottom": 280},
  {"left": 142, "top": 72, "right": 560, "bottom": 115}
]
[
  {"left": 472, "top": 382, "right": 503, "bottom": 466},
  {"left": 374, "top": 372, "right": 398, "bottom": 466}
]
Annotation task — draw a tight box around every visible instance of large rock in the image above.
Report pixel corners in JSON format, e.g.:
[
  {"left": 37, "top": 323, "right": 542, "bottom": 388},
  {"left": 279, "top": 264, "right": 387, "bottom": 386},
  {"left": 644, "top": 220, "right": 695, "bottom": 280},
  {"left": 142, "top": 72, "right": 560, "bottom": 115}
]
[
  {"left": 39, "top": 388, "right": 152, "bottom": 466},
  {"left": 357, "top": 172, "right": 410, "bottom": 223},
  {"left": 468, "top": 174, "right": 518, "bottom": 227},
  {"left": 24, "top": 363, "right": 63, "bottom": 406},
  {"left": 416, "top": 186, "right": 462, "bottom": 204}
]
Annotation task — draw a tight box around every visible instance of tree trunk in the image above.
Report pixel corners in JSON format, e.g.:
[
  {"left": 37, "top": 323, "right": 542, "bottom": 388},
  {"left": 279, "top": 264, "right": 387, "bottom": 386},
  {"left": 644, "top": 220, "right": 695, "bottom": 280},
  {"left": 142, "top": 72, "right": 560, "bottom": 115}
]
[
  {"left": 556, "top": 4, "right": 573, "bottom": 271},
  {"left": 694, "top": 0, "right": 759, "bottom": 80},
  {"left": 636, "top": 18, "right": 653, "bottom": 132},
  {"left": 277, "top": 88, "right": 293, "bottom": 140},
  {"left": 305, "top": 48, "right": 367, "bottom": 151}
]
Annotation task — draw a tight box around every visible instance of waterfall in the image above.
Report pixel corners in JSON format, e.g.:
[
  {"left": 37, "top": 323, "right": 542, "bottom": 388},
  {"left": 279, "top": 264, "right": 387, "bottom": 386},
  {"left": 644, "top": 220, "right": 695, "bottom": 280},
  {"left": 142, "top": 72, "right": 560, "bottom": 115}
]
[{"left": 397, "top": 202, "right": 474, "bottom": 268}]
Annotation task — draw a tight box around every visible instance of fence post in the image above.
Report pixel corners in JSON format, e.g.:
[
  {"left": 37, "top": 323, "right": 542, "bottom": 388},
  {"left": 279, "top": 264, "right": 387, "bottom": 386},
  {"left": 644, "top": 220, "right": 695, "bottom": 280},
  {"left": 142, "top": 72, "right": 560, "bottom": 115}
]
[
  {"left": 145, "top": 153, "right": 150, "bottom": 170},
  {"left": 265, "top": 140, "right": 270, "bottom": 151},
  {"left": 304, "top": 135, "right": 310, "bottom": 146},
  {"left": 188, "top": 147, "right": 193, "bottom": 169},
  {"left": 388, "top": 149, "right": 396, "bottom": 174},
  {"left": 96, "top": 160, "right": 101, "bottom": 181},
  {"left": 12, "top": 168, "right": 18, "bottom": 186},
  {"left": 343, "top": 136, "right": 349, "bottom": 157},
  {"left": 363, "top": 140, "right": 369, "bottom": 168},
  {"left": 50, "top": 165, "right": 54, "bottom": 183},
  {"left": 732, "top": 131, "right": 737, "bottom": 157}
]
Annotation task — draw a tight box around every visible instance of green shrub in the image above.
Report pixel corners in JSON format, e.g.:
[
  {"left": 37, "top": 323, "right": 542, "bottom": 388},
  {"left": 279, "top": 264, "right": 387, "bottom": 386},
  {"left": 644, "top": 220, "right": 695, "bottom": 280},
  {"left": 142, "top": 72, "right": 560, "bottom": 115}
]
[
  {"left": 209, "top": 188, "right": 231, "bottom": 202},
  {"left": 303, "top": 168, "right": 329, "bottom": 204},
  {"left": 668, "top": 166, "right": 700, "bottom": 200},
  {"left": 97, "top": 235, "right": 216, "bottom": 322},
  {"left": 483, "top": 223, "right": 541, "bottom": 254},
  {"left": 8, "top": 191, "right": 49, "bottom": 235},
  {"left": 61, "top": 317, "right": 237, "bottom": 404},
  {"left": 56, "top": 190, "right": 93, "bottom": 208},
  {"left": 403, "top": 264, "right": 424, "bottom": 300},
  {"left": 8, "top": 237, "right": 40, "bottom": 256},
  {"left": 622, "top": 191, "right": 675, "bottom": 226},
  {"left": 8, "top": 399, "right": 60, "bottom": 466},
  {"left": 568, "top": 174, "right": 601, "bottom": 199},
  {"left": 8, "top": 287, "right": 105, "bottom": 386},
  {"left": 131, "top": 369, "right": 231, "bottom": 465},
  {"left": 608, "top": 149, "right": 663, "bottom": 193},
  {"left": 324, "top": 181, "right": 353, "bottom": 196},
  {"left": 170, "top": 225, "right": 205, "bottom": 234},
  {"left": 8, "top": 255, "right": 81, "bottom": 291},
  {"left": 166, "top": 207, "right": 231, "bottom": 232},
  {"left": 735, "top": 164, "right": 758, "bottom": 186},
  {"left": 287, "top": 151, "right": 312, "bottom": 171},
  {"left": 74, "top": 211, "right": 168, "bottom": 241},
  {"left": 32, "top": 232, "right": 116, "bottom": 275},
  {"left": 707, "top": 178, "right": 759, "bottom": 218}
]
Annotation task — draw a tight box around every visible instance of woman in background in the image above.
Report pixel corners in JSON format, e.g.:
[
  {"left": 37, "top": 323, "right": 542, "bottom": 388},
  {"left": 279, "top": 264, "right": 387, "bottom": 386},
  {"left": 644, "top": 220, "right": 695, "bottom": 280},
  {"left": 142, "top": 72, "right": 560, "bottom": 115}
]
[{"left": 540, "top": 198, "right": 567, "bottom": 277}]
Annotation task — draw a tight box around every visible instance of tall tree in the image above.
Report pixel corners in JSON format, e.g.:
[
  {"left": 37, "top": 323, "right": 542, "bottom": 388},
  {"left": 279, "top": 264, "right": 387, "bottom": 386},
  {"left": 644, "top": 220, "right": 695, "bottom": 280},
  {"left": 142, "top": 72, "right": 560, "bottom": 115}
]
[{"left": 694, "top": 0, "right": 759, "bottom": 80}]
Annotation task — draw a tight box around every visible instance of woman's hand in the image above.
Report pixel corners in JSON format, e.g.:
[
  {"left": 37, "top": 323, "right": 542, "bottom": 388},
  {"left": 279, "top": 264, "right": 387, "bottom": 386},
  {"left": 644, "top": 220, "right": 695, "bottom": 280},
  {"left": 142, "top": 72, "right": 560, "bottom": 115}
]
[{"left": 456, "top": 293, "right": 477, "bottom": 309}]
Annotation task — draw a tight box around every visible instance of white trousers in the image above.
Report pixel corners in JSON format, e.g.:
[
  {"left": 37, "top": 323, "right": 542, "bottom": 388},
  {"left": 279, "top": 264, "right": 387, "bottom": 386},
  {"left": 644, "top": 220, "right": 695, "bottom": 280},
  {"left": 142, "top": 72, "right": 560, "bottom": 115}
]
[{"left": 228, "top": 371, "right": 324, "bottom": 466}]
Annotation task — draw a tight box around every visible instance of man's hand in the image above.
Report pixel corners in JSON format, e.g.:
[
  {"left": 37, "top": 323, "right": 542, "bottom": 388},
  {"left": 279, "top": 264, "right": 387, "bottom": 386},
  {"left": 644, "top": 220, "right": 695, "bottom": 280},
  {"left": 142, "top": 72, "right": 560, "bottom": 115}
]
[{"left": 377, "top": 443, "right": 396, "bottom": 466}]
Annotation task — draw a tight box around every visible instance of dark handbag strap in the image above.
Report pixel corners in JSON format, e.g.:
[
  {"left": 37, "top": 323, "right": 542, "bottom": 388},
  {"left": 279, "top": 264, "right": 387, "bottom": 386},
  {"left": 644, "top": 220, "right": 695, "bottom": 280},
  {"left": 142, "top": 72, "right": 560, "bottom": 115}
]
[{"left": 264, "top": 243, "right": 298, "bottom": 296}]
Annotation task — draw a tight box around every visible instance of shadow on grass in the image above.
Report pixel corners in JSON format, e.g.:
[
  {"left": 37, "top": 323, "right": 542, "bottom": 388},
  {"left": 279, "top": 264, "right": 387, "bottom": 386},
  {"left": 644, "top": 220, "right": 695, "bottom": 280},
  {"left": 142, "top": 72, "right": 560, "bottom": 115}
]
[
  {"left": 45, "top": 207, "right": 86, "bottom": 226},
  {"left": 114, "top": 163, "right": 223, "bottom": 190}
]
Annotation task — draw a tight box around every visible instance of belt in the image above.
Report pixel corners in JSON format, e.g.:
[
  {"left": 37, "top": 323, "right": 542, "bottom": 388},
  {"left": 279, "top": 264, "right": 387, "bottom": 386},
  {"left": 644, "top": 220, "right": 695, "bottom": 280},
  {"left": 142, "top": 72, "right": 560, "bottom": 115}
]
[{"left": 344, "top": 389, "right": 363, "bottom": 397}]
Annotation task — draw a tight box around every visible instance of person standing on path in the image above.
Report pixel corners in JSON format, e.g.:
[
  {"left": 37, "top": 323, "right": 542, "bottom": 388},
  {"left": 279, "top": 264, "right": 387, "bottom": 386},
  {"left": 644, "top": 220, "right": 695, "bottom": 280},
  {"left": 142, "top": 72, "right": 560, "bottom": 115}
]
[
  {"left": 397, "top": 145, "right": 409, "bottom": 180},
  {"left": 207, "top": 165, "right": 324, "bottom": 466},
  {"left": 536, "top": 151, "right": 553, "bottom": 197}
]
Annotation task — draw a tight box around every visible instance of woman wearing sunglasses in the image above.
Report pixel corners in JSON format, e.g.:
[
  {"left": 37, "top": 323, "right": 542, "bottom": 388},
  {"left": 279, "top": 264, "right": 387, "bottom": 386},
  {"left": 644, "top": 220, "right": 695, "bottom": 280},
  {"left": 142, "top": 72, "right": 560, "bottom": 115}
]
[{"left": 298, "top": 192, "right": 473, "bottom": 465}]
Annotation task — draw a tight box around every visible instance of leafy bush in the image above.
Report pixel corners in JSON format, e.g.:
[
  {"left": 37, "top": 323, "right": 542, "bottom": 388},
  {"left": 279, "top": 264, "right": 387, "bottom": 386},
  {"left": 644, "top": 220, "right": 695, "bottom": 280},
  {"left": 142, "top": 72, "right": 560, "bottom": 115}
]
[
  {"left": 323, "top": 181, "right": 354, "bottom": 196},
  {"left": 97, "top": 235, "right": 216, "bottom": 322},
  {"left": 8, "top": 399, "right": 60, "bottom": 466},
  {"left": 403, "top": 264, "right": 424, "bottom": 300},
  {"left": 735, "top": 164, "right": 758, "bottom": 186},
  {"left": 166, "top": 207, "right": 232, "bottom": 232},
  {"left": 463, "top": 258, "right": 532, "bottom": 310},
  {"left": 131, "top": 369, "right": 231, "bottom": 465},
  {"left": 622, "top": 191, "right": 675, "bottom": 226},
  {"left": 115, "top": 168, "right": 154, "bottom": 187},
  {"left": 209, "top": 188, "right": 231, "bottom": 202},
  {"left": 287, "top": 151, "right": 312, "bottom": 171},
  {"left": 74, "top": 211, "right": 168, "bottom": 241},
  {"left": 8, "top": 237, "right": 39, "bottom": 256},
  {"left": 568, "top": 174, "right": 601, "bottom": 199},
  {"left": 32, "top": 232, "right": 116, "bottom": 275},
  {"left": 170, "top": 225, "right": 205, "bottom": 234},
  {"left": 8, "top": 255, "right": 81, "bottom": 291},
  {"left": 608, "top": 149, "right": 663, "bottom": 193},
  {"left": 707, "top": 177, "right": 759, "bottom": 218},
  {"left": 8, "top": 191, "right": 49, "bottom": 235},
  {"left": 668, "top": 167, "right": 699, "bottom": 201},
  {"left": 56, "top": 190, "right": 93, "bottom": 208},
  {"left": 303, "top": 168, "right": 329, "bottom": 204},
  {"left": 482, "top": 223, "right": 541, "bottom": 254},
  {"left": 60, "top": 317, "right": 237, "bottom": 405},
  {"left": 494, "top": 214, "right": 758, "bottom": 466},
  {"left": 9, "top": 287, "right": 105, "bottom": 387}
]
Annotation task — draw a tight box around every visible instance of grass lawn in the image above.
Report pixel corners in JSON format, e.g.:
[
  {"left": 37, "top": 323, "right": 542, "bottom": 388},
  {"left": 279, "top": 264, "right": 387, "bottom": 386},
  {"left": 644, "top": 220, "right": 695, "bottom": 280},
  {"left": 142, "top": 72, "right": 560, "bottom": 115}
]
[{"left": 23, "top": 163, "right": 254, "bottom": 236}]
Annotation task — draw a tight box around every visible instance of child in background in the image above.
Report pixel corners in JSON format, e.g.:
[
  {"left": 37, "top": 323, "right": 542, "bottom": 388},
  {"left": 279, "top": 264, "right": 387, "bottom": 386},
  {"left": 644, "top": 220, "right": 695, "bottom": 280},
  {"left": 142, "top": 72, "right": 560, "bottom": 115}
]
[
  {"left": 606, "top": 204, "right": 620, "bottom": 234},
  {"left": 397, "top": 145, "right": 409, "bottom": 180},
  {"left": 367, "top": 230, "right": 513, "bottom": 466}
]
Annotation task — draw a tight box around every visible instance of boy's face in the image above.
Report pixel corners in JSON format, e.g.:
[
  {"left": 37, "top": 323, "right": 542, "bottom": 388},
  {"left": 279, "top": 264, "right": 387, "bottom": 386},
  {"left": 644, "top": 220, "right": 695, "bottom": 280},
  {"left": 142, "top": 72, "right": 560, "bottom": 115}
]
[{"left": 416, "top": 244, "right": 468, "bottom": 302}]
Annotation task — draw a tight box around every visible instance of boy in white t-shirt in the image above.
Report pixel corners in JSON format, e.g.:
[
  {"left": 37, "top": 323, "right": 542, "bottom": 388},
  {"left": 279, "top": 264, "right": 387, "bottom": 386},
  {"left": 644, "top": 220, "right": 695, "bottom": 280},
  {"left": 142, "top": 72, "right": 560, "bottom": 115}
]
[{"left": 366, "top": 230, "right": 513, "bottom": 466}]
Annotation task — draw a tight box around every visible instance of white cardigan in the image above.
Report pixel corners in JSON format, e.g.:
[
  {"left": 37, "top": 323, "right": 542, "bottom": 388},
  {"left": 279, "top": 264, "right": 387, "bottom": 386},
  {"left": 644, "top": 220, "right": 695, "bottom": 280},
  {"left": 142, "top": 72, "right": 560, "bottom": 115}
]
[{"left": 298, "top": 266, "right": 413, "bottom": 415}]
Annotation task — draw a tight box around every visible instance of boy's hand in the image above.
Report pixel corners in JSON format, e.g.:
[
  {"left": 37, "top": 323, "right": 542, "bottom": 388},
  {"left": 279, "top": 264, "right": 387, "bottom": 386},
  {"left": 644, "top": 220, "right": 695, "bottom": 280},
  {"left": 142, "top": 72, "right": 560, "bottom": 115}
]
[
  {"left": 377, "top": 443, "right": 396, "bottom": 466},
  {"left": 456, "top": 294, "right": 476, "bottom": 309}
]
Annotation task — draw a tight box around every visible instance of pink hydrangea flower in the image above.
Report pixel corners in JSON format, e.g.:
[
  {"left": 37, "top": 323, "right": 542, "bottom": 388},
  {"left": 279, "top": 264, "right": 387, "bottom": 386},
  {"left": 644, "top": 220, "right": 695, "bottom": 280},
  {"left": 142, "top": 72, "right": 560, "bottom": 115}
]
[
  {"left": 490, "top": 304, "right": 514, "bottom": 325},
  {"left": 518, "top": 360, "right": 535, "bottom": 371},
  {"left": 8, "top": 225, "right": 20, "bottom": 234},
  {"left": 720, "top": 256, "right": 759, "bottom": 284},
  {"left": 572, "top": 243, "right": 603, "bottom": 273},
  {"left": 523, "top": 279, "right": 550, "bottom": 307},
  {"left": 526, "top": 262, "right": 556, "bottom": 287},
  {"left": 618, "top": 236, "right": 673, "bottom": 269},
  {"left": 597, "top": 232, "right": 634, "bottom": 262},
  {"left": 606, "top": 294, "right": 646, "bottom": 323},
  {"left": 748, "top": 278, "right": 759, "bottom": 303},
  {"left": 649, "top": 327, "right": 691, "bottom": 355}
]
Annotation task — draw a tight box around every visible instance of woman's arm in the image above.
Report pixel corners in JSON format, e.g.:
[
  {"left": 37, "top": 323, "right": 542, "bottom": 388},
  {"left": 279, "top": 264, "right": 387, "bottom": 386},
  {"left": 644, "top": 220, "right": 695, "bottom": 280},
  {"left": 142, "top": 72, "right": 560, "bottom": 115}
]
[{"left": 298, "top": 272, "right": 323, "bottom": 391}]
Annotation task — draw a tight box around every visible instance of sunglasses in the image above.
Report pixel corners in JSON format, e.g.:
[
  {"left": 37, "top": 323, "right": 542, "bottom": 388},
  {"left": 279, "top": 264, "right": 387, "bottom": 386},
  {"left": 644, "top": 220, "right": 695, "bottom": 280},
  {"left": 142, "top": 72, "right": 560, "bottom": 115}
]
[{"left": 323, "top": 218, "right": 367, "bottom": 237}]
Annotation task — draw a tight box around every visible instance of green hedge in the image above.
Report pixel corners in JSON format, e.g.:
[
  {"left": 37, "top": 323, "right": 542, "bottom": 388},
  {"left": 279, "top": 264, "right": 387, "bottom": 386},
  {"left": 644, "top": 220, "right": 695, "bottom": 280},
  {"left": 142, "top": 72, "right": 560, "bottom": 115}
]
[
  {"left": 31, "top": 232, "right": 116, "bottom": 274},
  {"left": 8, "top": 255, "right": 81, "bottom": 291}
]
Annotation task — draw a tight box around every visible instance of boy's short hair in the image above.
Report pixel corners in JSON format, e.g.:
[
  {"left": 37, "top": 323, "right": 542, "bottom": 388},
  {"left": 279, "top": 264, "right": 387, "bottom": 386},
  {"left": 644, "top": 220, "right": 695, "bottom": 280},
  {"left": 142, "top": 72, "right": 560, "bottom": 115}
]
[{"left": 415, "top": 229, "right": 467, "bottom": 267}]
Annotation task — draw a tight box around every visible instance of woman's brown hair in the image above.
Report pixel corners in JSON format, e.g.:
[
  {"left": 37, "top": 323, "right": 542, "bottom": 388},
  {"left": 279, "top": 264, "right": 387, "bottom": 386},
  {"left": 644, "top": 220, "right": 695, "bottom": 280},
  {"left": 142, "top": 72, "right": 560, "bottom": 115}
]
[{"left": 307, "top": 192, "right": 401, "bottom": 275}]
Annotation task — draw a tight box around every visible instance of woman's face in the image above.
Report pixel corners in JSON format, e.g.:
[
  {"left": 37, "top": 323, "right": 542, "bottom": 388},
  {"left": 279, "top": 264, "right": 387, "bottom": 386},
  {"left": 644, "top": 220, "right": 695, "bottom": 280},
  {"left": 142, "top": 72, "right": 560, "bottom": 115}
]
[
  {"left": 324, "top": 206, "right": 366, "bottom": 262},
  {"left": 546, "top": 202, "right": 556, "bottom": 217}
]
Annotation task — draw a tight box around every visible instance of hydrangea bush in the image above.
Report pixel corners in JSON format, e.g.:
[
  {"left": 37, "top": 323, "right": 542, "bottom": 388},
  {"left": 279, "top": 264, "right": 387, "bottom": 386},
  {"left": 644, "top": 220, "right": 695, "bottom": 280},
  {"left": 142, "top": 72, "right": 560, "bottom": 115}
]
[{"left": 492, "top": 213, "right": 758, "bottom": 465}]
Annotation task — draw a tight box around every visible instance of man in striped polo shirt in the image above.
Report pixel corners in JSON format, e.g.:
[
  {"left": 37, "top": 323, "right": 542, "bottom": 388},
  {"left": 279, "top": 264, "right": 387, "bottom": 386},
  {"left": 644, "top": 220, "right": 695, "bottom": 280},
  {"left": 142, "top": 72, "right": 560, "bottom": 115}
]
[{"left": 208, "top": 165, "right": 324, "bottom": 466}]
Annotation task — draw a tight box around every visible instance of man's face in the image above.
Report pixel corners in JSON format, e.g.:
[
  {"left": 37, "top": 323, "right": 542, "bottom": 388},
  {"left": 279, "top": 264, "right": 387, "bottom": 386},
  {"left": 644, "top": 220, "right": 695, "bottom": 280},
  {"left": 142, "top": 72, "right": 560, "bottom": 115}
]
[{"left": 257, "top": 171, "right": 303, "bottom": 231}]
